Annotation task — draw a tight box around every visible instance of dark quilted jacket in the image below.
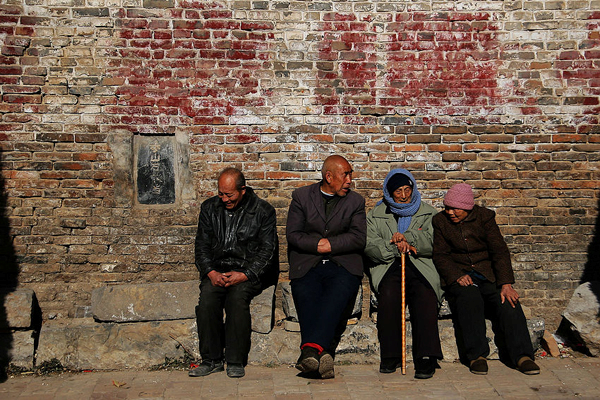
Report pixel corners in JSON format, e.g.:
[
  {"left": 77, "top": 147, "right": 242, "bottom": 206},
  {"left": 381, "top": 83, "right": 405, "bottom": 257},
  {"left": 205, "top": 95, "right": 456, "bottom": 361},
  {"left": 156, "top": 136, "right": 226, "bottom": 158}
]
[{"left": 432, "top": 205, "right": 515, "bottom": 287}]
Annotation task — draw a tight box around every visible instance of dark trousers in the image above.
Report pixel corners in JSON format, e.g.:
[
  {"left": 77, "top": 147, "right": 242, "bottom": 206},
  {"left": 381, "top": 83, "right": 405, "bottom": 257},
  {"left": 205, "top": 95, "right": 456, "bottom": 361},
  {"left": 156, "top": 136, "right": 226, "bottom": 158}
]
[
  {"left": 377, "top": 258, "right": 443, "bottom": 362},
  {"left": 446, "top": 278, "right": 534, "bottom": 366},
  {"left": 291, "top": 261, "right": 361, "bottom": 352},
  {"left": 196, "top": 278, "right": 262, "bottom": 365}
]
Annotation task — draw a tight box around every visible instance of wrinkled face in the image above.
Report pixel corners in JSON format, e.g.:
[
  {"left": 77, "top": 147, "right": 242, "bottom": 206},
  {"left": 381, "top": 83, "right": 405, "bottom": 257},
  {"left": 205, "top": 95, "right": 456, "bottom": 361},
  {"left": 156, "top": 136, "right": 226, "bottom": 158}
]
[
  {"left": 218, "top": 175, "right": 245, "bottom": 209},
  {"left": 325, "top": 161, "right": 353, "bottom": 197},
  {"left": 444, "top": 206, "right": 469, "bottom": 223},
  {"left": 392, "top": 185, "right": 413, "bottom": 204}
]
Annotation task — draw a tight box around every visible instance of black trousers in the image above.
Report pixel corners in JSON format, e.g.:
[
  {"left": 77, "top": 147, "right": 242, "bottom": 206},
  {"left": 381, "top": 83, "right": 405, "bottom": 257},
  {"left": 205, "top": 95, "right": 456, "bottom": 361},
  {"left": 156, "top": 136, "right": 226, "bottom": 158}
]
[
  {"left": 446, "top": 278, "right": 534, "bottom": 366},
  {"left": 377, "top": 258, "right": 443, "bottom": 362},
  {"left": 291, "top": 261, "right": 361, "bottom": 352},
  {"left": 196, "top": 278, "right": 262, "bottom": 365}
]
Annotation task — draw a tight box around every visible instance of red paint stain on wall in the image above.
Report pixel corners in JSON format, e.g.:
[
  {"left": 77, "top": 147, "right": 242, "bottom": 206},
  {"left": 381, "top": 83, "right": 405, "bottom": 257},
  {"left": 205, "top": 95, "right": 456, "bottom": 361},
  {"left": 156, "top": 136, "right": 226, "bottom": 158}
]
[
  {"left": 555, "top": 12, "right": 600, "bottom": 122},
  {"left": 384, "top": 12, "right": 501, "bottom": 112},
  {"left": 315, "top": 13, "right": 379, "bottom": 114},
  {"left": 315, "top": 12, "right": 502, "bottom": 114},
  {"left": 108, "top": 5, "right": 274, "bottom": 133}
]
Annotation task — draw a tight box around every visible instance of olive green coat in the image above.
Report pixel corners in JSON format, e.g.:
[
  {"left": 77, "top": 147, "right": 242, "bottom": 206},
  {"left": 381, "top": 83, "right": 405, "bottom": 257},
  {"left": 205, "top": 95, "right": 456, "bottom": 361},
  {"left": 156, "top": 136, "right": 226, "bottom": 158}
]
[{"left": 365, "top": 201, "right": 443, "bottom": 303}]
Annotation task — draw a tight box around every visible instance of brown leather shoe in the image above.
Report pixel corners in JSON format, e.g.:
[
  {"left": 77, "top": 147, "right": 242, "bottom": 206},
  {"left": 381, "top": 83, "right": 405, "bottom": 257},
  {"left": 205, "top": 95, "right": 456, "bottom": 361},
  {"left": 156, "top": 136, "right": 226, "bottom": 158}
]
[
  {"left": 469, "top": 357, "right": 488, "bottom": 375},
  {"left": 517, "top": 356, "right": 540, "bottom": 375}
]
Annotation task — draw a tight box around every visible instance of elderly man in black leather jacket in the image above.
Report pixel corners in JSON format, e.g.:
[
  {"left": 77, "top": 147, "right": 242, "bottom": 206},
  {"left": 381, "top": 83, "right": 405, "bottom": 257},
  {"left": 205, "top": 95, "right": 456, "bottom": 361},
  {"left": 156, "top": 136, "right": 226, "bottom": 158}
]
[{"left": 189, "top": 168, "right": 278, "bottom": 379}]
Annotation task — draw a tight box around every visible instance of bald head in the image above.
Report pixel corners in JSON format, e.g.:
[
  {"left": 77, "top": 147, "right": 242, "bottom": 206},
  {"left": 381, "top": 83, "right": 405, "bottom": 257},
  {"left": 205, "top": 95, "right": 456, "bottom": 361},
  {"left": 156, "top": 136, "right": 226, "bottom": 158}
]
[
  {"left": 217, "top": 168, "right": 246, "bottom": 209},
  {"left": 219, "top": 167, "right": 245, "bottom": 190},
  {"left": 321, "top": 155, "right": 353, "bottom": 197},
  {"left": 321, "top": 155, "right": 350, "bottom": 180}
]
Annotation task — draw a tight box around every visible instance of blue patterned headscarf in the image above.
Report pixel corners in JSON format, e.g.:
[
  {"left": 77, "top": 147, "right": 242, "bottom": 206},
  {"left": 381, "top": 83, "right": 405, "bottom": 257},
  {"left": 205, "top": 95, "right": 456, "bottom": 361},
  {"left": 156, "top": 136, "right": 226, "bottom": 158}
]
[{"left": 376, "top": 169, "right": 421, "bottom": 234}]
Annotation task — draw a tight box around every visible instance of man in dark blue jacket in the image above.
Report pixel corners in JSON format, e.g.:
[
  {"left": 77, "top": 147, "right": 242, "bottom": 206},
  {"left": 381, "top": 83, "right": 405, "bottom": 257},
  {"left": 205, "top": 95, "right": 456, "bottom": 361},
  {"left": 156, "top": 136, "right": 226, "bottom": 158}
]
[
  {"left": 190, "top": 168, "right": 277, "bottom": 379},
  {"left": 286, "top": 155, "right": 366, "bottom": 379}
]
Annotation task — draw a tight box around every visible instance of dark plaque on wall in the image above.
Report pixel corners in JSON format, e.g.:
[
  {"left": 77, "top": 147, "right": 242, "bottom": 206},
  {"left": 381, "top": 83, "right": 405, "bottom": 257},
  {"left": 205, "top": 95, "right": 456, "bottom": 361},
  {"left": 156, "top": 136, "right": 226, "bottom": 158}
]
[{"left": 136, "top": 138, "right": 176, "bottom": 205}]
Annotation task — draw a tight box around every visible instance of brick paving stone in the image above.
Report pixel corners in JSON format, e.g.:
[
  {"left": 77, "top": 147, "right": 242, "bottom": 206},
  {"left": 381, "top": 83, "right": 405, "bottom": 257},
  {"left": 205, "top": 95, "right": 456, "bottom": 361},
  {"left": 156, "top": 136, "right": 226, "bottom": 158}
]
[{"left": 274, "top": 394, "right": 312, "bottom": 400}]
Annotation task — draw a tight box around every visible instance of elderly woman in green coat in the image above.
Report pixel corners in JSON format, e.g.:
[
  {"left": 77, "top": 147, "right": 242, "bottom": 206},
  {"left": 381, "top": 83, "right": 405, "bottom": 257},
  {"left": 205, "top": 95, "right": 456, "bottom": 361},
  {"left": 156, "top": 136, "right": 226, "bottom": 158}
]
[{"left": 365, "top": 169, "right": 443, "bottom": 379}]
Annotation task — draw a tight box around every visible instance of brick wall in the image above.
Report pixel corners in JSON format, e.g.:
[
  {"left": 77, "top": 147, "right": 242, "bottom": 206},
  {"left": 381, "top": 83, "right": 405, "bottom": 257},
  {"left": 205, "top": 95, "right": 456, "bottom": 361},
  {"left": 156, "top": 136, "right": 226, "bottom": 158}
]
[{"left": 1, "top": 0, "right": 599, "bottom": 330}]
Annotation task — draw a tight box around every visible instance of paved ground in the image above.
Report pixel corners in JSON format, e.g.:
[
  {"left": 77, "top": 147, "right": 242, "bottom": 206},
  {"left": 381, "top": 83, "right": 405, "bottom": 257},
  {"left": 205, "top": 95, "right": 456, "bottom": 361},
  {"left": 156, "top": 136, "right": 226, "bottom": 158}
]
[{"left": 1, "top": 357, "right": 599, "bottom": 399}]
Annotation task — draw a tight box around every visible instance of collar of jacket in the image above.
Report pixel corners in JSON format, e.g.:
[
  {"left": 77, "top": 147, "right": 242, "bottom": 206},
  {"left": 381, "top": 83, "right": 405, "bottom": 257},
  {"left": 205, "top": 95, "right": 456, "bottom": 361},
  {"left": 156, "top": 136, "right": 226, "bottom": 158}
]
[
  {"left": 311, "top": 181, "right": 350, "bottom": 221},
  {"left": 459, "top": 204, "right": 481, "bottom": 223}
]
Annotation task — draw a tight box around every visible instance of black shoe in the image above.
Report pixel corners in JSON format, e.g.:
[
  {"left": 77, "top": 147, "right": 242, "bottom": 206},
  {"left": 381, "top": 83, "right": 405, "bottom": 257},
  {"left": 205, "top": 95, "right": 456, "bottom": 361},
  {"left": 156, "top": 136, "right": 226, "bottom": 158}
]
[
  {"left": 517, "top": 357, "right": 540, "bottom": 375},
  {"left": 469, "top": 357, "right": 488, "bottom": 375},
  {"left": 379, "top": 357, "right": 402, "bottom": 374},
  {"left": 318, "top": 351, "right": 335, "bottom": 379},
  {"left": 188, "top": 360, "right": 224, "bottom": 377},
  {"left": 414, "top": 357, "right": 436, "bottom": 379},
  {"left": 226, "top": 363, "right": 245, "bottom": 378},
  {"left": 296, "top": 347, "right": 320, "bottom": 373}
]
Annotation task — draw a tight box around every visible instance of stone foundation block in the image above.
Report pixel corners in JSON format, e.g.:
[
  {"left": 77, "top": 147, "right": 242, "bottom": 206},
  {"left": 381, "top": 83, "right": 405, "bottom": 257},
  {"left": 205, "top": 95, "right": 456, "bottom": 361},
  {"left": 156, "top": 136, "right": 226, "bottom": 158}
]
[
  {"left": 562, "top": 281, "right": 600, "bottom": 356},
  {"left": 248, "top": 285, "right": 276, "bottom": 334},
  {"left": 0, "top": 330, "right": 36, "bottom": 369},
  {"left": 34, "top": 315, "right": 543, "bottom": 370},
  {"left": 1, "top": 288, "right": 35, "bottom": 329},
  {"left": 91, "top": 281, "right": 276, "bottom": 334},
  {"left": 36, "top": 318, "right": 199, "bottom": 370},
  {"left": 91, "top": 281, "right": 198, "bottom": 323}
]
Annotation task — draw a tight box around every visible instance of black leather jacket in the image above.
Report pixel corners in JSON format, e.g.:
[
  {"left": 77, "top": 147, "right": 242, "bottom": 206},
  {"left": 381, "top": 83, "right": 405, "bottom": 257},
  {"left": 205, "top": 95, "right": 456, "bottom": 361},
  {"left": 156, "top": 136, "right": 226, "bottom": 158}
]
[{"left": 194, "top": 187, "right": 278, "bottom": 286}]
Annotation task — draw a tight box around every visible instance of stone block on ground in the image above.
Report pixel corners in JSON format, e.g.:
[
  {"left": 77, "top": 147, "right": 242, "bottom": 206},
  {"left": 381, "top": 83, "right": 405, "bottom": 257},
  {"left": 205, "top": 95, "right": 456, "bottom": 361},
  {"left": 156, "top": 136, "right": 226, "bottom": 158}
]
[
  {"left": 249, "top": 327, "right": 300, "bottom": 365},
  {"left": 1, "top": 288, "right": 35, "bottom": 329},
  {"left": 91, "top": 281, "right": 276, "bottom": 333},
  {"left": 249, "top": 285, "right": 276, "bottom": 334},
  {"left": 541, "top": 331, "right": 561, "bottom": 357},
  {"left": 284, "top": 320, "right": 300, "bottom": 332},
  {"left": 34, "top": 313, "right": 544, "bottom": 369},
  {"left": 562, "top": 281, "right": 600, "bottom": 356},
  {"left": 280, "top": 281, "right": 296, "bottom": 321},
  {"left": 91, "top": 281, "right": 198, "bottom": 323},
  {"left": 0, "top": 330, "right": 35, "bottom": 369},
  {"left": 36, "top": 318, "right": 199, "bottom": 371},
  {"left": 335, "top": 321, "right": 380, "bottom": 364}
]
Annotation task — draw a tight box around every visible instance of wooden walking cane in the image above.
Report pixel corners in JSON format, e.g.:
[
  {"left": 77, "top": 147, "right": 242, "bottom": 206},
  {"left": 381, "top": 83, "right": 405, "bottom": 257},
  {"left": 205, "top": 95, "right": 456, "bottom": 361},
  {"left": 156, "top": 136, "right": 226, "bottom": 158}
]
[{"left": 401, "top": 251, "right": 406, "bottom": 375}]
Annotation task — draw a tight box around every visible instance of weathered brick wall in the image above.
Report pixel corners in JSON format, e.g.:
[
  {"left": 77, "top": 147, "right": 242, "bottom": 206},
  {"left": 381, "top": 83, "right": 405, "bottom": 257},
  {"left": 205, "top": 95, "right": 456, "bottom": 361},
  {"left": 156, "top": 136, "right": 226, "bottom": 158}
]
[{"left": 1, "top": 0, "right": 599, "bottom": 329}]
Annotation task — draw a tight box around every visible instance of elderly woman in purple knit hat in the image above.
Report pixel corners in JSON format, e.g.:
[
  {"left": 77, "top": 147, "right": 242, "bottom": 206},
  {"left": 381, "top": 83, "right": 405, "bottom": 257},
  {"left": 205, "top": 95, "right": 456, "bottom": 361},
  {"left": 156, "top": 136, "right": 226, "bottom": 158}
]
[
  {"left": 432, "top": 183, "right": 540, "bottom": 376},
  {"left": 365, "top": 169, "right": 443, "bottom": 379}
]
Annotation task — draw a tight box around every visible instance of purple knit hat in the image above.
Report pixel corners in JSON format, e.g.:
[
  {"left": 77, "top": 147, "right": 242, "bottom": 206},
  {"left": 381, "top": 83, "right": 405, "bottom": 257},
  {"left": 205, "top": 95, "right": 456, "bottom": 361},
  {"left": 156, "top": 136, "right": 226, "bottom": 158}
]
[{"left": 443, "top": 183, "right": 474, "bottom": 210}]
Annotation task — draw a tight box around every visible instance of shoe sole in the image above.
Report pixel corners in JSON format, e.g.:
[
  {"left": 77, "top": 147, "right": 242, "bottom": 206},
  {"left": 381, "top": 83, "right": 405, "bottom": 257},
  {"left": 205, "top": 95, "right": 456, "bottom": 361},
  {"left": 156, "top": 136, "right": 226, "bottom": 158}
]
[
  {"left": 188, "top": 365, "right": 224, "bottom": 377},
  {"left": 227, "top": 370, "right": 245, "bottom": 378},
  {"left": 470, "top": 370, "right": 488, "bottom": 375},
  {"left": 414, "top": 372, "right": 434, "bottom": 379},
  {"left": 296, "top": 356, "right": 319, "bottom": 373},
  {"left": 318, "top": 353, "right": 334, "bottom": 379},
  {"left": 521, "top": 369, "right": 540, "bottom": 375}
]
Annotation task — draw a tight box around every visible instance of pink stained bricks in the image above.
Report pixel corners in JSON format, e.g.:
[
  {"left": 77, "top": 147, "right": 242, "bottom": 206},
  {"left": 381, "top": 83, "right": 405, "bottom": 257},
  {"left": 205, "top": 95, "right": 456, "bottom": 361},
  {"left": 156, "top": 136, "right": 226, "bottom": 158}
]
[{"left": 108, "top": 6, "right": 275, "bottom": 131}]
